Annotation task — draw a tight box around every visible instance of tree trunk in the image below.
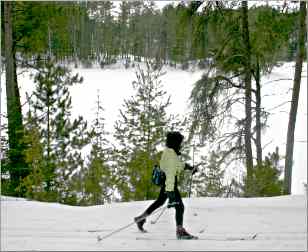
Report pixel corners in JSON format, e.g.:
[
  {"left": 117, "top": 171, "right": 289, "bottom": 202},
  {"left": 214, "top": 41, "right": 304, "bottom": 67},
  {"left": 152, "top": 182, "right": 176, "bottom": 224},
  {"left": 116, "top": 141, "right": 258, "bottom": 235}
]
[
  {"left": 4, "top": 1, "right": 27, "bottom": 195},
  {"left": 255, "top": 58, "right": 262, "bottom": 167},
  {"left": 284, "top": 2, "right": 306, "bottom": 195},
  {"left": 241, "top": 1, "right": 254, "bottom": 196}
]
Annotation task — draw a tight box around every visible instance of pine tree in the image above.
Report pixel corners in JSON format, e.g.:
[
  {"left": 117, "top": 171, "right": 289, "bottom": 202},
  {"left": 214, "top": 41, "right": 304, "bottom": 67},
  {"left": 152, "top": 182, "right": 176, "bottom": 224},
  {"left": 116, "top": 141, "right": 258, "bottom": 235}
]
[
  {"left": 20, "top": 111, "right": 46, "bottom": 201},
  {"left": 195, "top": 151, "right": 226, "bottom": 197},
  {"left": 113, "top": 60, "right": 177, "bottom": 201},
  {"left": 24, "top": 59, "right": 90, "bottom": 204},
  {"left": 82, "top": 91, "right": 114, "bottom": 205},
  {"left": 244, "top": 147, "right": 284, "bottom": 197}
]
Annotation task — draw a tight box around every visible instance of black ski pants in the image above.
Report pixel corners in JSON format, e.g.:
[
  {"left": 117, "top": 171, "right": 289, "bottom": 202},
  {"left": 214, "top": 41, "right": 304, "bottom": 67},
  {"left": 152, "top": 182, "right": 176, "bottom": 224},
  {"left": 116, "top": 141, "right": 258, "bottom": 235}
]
[{"left": 145, "top": 176, "right": 184, "bottom": 226}]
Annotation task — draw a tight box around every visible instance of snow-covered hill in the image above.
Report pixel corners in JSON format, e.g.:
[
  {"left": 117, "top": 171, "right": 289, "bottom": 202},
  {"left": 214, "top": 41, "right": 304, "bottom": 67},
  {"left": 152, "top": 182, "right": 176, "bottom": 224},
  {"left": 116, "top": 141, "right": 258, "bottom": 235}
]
[{"left": 1, "top": 195, "right": 307, "bottom": 251}]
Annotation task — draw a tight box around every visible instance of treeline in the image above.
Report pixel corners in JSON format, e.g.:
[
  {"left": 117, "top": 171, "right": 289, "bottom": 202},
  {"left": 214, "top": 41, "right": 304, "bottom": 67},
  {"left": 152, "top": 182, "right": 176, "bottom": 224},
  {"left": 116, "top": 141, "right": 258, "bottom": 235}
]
[
  {"left": 2, "top": 1, "right": 300, "bottom": 67},
  {"left": 1, "top": 1, "right": 306, "bottom": 205},
  {"left": 61, "top": 1, "right": 302, "bottom": 67}
]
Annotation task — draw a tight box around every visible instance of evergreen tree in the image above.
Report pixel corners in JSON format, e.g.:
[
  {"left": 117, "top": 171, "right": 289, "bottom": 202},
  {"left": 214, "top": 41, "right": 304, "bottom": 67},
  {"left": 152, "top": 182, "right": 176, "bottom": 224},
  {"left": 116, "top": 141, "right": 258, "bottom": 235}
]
[
  {"left": 20, "top": 110, "right": 46, "bottom": 201},
  {"left": 195, "top": 151, "right": 226, "bottom": 197},
  {"left": 113, "top": 60, "right": 179, "bottom": 201},
  {"left": 82, "top": 91, "right": 114, "bottom": 205},
  {"left": 244, "top": 147, "right": 284, "bottom": 197},
  {"left": 23, "top": 59, "right": 90, "bottom": 204}
]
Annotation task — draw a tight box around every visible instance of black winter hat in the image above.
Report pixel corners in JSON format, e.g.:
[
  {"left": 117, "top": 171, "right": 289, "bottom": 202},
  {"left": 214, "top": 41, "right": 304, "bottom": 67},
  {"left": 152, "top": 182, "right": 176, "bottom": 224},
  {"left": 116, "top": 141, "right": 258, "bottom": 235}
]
[{"left": 166, "top": 131, "right": 184, "bottom": 155}]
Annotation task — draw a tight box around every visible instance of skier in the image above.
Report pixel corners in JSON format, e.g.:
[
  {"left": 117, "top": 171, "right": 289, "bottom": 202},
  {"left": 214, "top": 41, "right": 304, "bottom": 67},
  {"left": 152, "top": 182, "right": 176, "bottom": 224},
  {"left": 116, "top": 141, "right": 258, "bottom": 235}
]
[{"left": 134, "top": 131, "right": 198, "bottom": 240}]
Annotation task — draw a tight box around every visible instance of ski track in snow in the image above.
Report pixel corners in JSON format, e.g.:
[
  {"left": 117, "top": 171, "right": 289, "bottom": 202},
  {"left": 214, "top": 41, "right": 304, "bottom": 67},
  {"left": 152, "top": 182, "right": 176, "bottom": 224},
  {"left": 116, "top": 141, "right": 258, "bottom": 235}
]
[{"left": 1, "top": 195, "right": 307, "bottom": 251}]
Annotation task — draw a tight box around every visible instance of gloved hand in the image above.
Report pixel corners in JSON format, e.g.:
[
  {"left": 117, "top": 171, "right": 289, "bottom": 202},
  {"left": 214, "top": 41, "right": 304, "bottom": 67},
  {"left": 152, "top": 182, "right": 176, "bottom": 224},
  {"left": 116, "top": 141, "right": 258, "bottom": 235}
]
[
  {"left": 166, "top": 191, "right": 179, "bottom": 208},
  {"left": 192, "top": 167, "right": 198, "bottom": 175},
  {"left": 184, "top": 163, "right": 193, "bottom": 171},
  {"left": 185, "top": 163, "right": 198, "bottom": 175}
]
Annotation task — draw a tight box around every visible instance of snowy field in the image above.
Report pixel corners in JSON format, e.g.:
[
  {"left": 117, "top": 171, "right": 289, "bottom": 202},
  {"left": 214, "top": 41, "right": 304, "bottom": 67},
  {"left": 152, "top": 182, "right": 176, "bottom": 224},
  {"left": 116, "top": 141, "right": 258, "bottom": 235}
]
[
  {"left": 3, "top": 61, "right": 306, "bottom": 194},
  {"left": 1, "top": 195, "right": 307, "bottom": 251}
]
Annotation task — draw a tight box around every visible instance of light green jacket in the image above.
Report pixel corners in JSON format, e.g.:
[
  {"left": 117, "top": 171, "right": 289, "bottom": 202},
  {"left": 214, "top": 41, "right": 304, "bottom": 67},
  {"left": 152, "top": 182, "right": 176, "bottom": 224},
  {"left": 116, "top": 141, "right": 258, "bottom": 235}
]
[{"left": 160, "top": 147, "right": 185, "bottom": 192}]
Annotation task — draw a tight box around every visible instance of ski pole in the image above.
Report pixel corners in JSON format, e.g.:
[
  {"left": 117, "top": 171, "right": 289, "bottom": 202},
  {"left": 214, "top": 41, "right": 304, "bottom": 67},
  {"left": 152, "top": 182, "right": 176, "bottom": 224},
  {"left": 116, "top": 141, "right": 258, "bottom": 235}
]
[
  {"left": 188, "top": 141, "right": 195, "bottom": 198},
  {"left": 97, "top": 205, "right": 168, "bottom": 242},
  {"left": 150, "top": 205, "right": 167, "bottom": 224}
]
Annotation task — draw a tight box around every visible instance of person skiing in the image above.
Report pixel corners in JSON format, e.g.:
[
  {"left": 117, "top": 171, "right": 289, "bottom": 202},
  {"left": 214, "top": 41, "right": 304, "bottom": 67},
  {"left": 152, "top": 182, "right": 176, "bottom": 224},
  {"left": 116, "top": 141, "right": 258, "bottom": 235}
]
[{"left": 134, "top": 131, "right": 198, "bottom": 240}]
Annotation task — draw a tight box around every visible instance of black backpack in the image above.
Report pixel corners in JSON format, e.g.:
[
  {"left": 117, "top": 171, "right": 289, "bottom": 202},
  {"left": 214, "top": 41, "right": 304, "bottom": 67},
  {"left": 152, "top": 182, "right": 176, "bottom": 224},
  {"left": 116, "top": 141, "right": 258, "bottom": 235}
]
[{"left": 152, "top": 165, "right": 166, "bottom": 186}]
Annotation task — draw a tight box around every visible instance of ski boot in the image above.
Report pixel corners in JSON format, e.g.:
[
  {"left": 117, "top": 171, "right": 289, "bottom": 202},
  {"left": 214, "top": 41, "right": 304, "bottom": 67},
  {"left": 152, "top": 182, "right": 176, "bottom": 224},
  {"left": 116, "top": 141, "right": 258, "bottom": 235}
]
[
  {"left": 134, "top": 213, "right": 148, "bottom": 233},
  {"left": 176, "top": 226, "right": 198, "bottom": 240}
]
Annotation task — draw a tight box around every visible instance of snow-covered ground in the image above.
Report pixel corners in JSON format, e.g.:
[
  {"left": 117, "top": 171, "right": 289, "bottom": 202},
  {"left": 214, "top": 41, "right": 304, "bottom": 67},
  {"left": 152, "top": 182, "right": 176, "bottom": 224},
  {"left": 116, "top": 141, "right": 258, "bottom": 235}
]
[{"left": 1, "top": 195, "right": 307, "bottom": 251}]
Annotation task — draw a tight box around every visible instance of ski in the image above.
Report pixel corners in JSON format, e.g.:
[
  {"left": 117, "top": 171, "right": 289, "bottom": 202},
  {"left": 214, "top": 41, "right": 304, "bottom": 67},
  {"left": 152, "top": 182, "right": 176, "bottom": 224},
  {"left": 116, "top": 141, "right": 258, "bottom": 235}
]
[
  {"left": 88, "top": 229, "right": 111, "bottom": 233},
  {"left": 178, "top": 235, "right": 199, "bottom": 240},
  {"left": 136, "top": 233, "right": 257, "bottom": 241},
  {"left": 136, "top": 237, "right": 199, "bottom": 241}
]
